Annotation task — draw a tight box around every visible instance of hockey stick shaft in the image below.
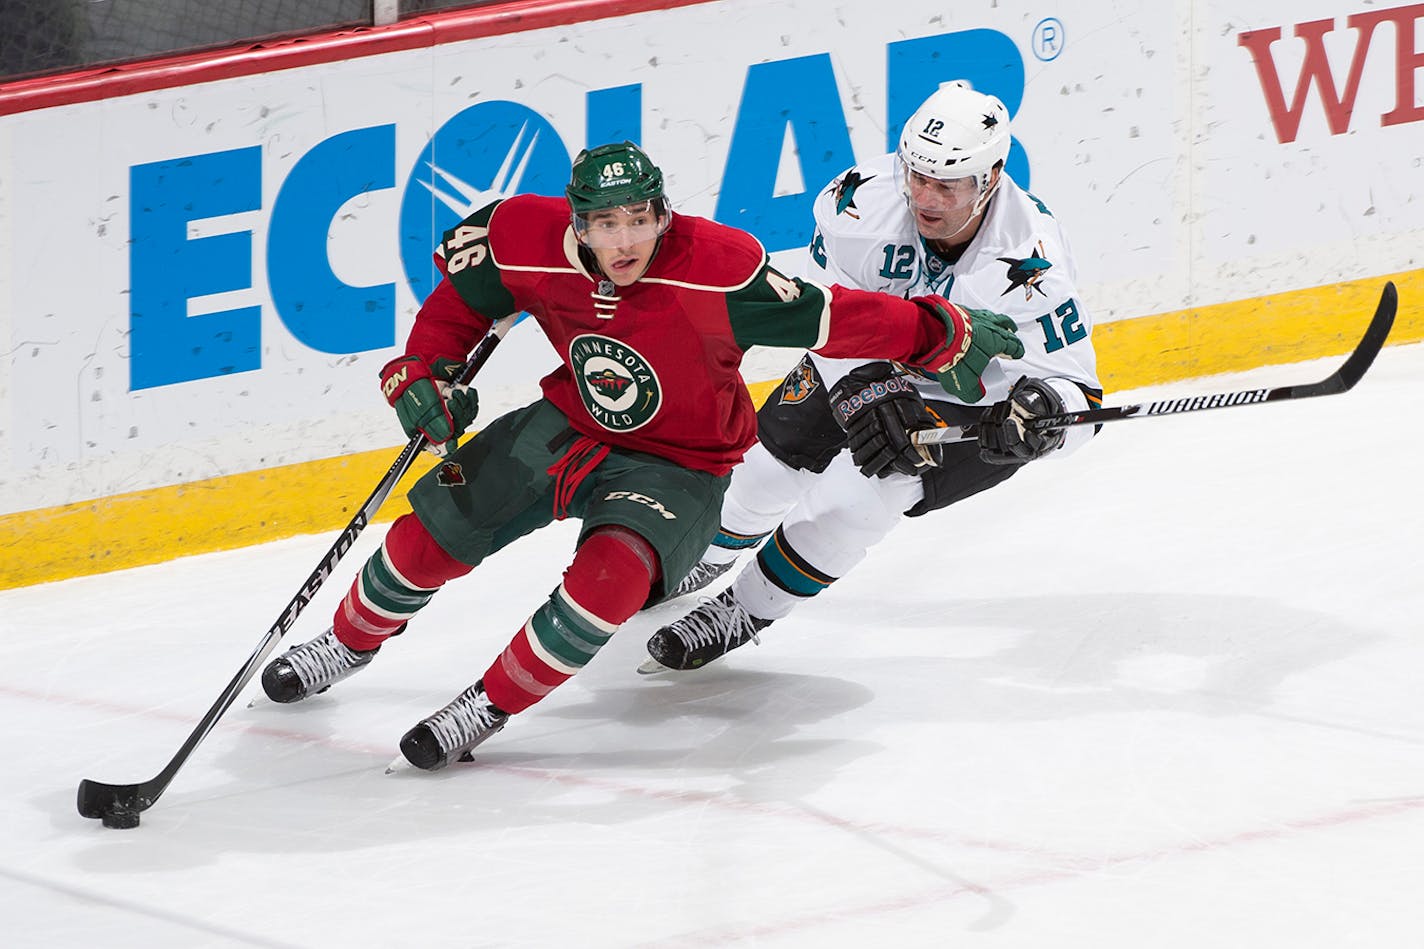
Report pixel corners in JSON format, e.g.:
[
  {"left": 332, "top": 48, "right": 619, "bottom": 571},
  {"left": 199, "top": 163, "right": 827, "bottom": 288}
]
[
  {"left": 913, "top": 281, "right": 1397, "bottom": 447},
  {"left": 76, "top": 316, "right": 516, "bottom": 821}
]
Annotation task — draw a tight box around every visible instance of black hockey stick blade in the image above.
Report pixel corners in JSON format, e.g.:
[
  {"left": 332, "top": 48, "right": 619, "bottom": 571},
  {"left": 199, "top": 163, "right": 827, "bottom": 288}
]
[
  {"left": 914, "top": 281, "right": 1398, "bottom": 446},
  {"left": 76, "top": 317, "right": 514, "bottom": 826},
  {"left": 1283, "top": 279, "right": 1397, "bottom": 398},
  {"left": 77, "top": 646, "right": 266, "bottom": 822}
]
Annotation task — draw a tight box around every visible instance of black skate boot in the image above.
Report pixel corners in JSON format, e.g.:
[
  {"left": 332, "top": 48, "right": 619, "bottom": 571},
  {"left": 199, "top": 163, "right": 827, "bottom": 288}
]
[
  {"left": 399, "top": 680, "right": 510, "bottom": 771},
  {"left": 638, "top": 588, "right": 771, "bottom": 675},
  {"left": 261, "top": 628, "right": 378, "bottom": 703},
  {"left": 666, "top": 558, "right": 734, "bottom": 600}
]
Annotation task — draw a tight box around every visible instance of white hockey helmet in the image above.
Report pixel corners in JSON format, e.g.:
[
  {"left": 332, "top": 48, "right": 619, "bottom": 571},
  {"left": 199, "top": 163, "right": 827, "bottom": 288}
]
[{"left": 897, "top": 80, "right": 1011, "bottom": 192}]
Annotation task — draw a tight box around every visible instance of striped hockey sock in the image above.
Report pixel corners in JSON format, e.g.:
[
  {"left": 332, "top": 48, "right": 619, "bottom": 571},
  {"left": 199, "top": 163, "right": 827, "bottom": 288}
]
[
  {"left": 333, "top": 514, "right": 471, "bottom": 651},
  {"left": 711, "top": 525, "right": 771, "bottom": 556},
  {"left": 754, "top": 524, "right": 837, "bottom": 600},
  {"left": 481, "top": 584, "right": 618, "bottom": 713},
  {"left": 481, "top": 526, "right": 656, "bottom": 713}
]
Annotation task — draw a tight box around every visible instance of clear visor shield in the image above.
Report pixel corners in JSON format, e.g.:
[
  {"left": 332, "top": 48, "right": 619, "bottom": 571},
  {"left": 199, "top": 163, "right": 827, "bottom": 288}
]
[
  {"left": 573, "top": 201, "right": 671, "bottom": 248},
  {"left": 895, "top": 158, "right": 987, "bottom": 216}
]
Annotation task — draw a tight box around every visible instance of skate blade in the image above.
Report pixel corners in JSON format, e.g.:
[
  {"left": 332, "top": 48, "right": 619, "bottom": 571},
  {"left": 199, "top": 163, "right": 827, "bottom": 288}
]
[
  {"left": 636, "top": 656, "right": 675, "bottom": 676},
  {"left": 386, "top": 746, "right": 483, "bottom": 772}
]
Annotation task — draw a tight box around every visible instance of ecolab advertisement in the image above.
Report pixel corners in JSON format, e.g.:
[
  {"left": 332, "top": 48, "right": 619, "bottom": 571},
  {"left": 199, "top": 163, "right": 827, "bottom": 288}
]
[{"left": 1, "top": 0, "right": 1420, "bottom": 518}]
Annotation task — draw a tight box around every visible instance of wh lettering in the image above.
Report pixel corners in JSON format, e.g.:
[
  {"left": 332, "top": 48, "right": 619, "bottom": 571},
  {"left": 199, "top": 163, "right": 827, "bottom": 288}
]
[{"left": 1238, "top": 3, "right": 1424, "bottom": 143}]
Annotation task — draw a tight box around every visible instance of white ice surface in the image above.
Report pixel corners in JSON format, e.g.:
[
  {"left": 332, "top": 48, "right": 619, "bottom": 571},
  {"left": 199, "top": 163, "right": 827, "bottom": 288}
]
[{"left": 3, "top": 340, "right": 1422, "bottom": 948}]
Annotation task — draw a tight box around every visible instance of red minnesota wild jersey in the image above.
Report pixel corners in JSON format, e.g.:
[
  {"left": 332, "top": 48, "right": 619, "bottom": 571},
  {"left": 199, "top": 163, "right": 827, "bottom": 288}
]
[{"left": 405, "top": 194, "right": 950, "bottom": 475}]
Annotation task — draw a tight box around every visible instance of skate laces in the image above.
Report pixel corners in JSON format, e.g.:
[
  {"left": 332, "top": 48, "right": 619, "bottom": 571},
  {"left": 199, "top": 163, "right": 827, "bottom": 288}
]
[
  {"left": 671, "top": 559, "right": 733, "bottom": 598},
  {"left": 286, "top": 629, "right": 367, "bottom": 690},
  {"left": 668, "top": 591, "right": 764, "bottom": 650},
  {"left": 422, "top": 685, "right": 507, "bottom": 755}
]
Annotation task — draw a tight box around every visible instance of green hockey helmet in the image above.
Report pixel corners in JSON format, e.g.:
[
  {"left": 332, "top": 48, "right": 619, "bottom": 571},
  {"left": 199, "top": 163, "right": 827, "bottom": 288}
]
[{"left": 567, "top": 141, "right": 672, "bottom": 246}]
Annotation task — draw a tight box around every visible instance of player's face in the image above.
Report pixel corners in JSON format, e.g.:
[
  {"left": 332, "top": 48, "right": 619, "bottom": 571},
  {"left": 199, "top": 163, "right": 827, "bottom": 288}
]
[
  {"left": 904, "top": 168, "right": 992, "bottom": 243},
  {"left": 577, "top": 202, "right": 669, "bottom": 286}
]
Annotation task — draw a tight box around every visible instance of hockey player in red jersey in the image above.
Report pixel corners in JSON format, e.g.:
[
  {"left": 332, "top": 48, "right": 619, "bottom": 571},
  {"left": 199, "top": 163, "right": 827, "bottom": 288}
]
[{"left": 259, "top": 141, "right": 1024, "bottom": 770}]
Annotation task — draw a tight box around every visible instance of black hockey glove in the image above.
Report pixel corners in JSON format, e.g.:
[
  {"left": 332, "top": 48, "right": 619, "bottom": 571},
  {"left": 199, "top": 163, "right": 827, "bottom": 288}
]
[
  {"left": 828, "top": 362, "right": 943, "bottom": 478},
  {"left": 978, "top": 376, "right": 1067, "bottom": 465}
]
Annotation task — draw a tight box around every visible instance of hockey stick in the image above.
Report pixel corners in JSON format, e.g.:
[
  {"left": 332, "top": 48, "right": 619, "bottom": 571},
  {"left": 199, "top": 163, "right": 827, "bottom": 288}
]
[
  {"left": 76, "top": 316, "right": 516, "bottom": 827},
  {"left": 913, "top": 280, "right": 1398, "bottom": 446}
]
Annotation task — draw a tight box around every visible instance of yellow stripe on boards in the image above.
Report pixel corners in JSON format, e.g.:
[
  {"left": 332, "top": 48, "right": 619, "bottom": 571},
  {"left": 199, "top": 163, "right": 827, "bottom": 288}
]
[
  {"left": 1099, "top": 272, "right": 1420, "bottom": 391},
  {"left": 2, "top": 269, "right": 1418, "bottom": 591},
  {"left": 0, "top": 449, "right": 437, "bottom": 591}
]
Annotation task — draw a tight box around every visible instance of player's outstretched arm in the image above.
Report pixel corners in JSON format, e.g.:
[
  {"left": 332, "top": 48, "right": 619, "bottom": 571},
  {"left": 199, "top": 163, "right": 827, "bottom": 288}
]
[{"left": 723, "top": 268, "right": 1022, "bottom": 398}]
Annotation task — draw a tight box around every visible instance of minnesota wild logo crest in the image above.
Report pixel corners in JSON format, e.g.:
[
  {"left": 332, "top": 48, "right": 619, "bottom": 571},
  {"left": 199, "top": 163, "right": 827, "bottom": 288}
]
[{"left": 569, "top": 334, "right": 662, "bottom": 432}]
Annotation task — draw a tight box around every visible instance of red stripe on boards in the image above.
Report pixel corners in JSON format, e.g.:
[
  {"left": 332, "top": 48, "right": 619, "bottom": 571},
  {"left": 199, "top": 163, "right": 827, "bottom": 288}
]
[{"left": 0, "top": 0, "right": 722, "bottom": 116}]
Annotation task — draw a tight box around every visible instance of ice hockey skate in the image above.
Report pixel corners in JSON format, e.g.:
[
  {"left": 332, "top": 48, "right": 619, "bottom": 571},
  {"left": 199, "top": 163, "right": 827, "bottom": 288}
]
[
  {"left": 260, "top": 627, "right": 378, "bottom": 703},
  {"left": 399, "top": 680, "right": 510, "bottom": 771},
  {"left": 638, "top": 588, "right": 771, "bottom": 674},
  {"left": 666, "top": 557, "right": 734, "bottom": 600}
]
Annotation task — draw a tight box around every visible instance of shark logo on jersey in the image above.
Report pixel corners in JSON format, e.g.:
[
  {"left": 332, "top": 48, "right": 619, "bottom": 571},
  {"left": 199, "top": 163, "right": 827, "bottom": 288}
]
[
  {"left": 830, "top": 170, "right": 875, "bottom": 219},
  {"left": 998, "top": 242, "right": 1052, "bottom": 299},
  {"left": 777, "top": 357, "right": 820, "bottom": 405}
]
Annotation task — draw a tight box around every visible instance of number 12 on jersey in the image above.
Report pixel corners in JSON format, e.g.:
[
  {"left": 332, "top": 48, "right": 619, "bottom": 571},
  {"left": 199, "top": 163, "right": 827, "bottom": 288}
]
[{"left": 1036, "top": 298, "right": 1087, "bottom": 353}]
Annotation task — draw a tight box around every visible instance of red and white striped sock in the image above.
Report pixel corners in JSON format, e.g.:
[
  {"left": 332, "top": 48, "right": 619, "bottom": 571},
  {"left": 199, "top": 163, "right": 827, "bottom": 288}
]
[
  {"left": 332, "top": 514, "right": 471, "bottom": 651},
  {"left": 482, "top": 527, "right": 658, "bottom": 713}
]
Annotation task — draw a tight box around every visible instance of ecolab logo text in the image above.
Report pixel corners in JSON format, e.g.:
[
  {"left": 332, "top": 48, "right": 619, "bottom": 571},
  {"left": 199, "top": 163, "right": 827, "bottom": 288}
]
[{"left": 126, "top": 28, "right": 1032, "bottom": 390}]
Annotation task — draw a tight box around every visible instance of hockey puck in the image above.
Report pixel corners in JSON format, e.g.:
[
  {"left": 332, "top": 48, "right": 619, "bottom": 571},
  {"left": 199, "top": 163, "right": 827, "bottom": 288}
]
[{"left": 100, "top": 806, "right": 141, "bottom": 829}]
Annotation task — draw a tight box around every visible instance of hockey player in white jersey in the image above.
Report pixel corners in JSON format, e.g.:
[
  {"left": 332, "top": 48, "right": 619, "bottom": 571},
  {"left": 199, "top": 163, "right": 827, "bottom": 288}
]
[{"left": 640, "top": 80, "right": 1103, "bottom": 673}]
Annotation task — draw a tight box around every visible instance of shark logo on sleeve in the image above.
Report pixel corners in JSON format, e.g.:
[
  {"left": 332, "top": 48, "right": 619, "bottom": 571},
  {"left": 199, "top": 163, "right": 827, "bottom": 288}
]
[
  {"left": 830, "top": 170, "right": 875, "bottom": 219},
  {"left": 998, "top": 241, "right": 1053, "bottom": 300}
]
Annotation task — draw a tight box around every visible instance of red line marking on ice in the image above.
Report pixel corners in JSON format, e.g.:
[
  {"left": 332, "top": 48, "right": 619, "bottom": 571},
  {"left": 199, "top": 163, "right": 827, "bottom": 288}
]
[
  {"left": 14, "top": 677, "right": 1424, "bottom": 944},
  {"left": 9, "top": 680, "right": 1080, "bottom": 859},
  {"left": 639, "top": 795, "right": 1424, "bottom": 947}
]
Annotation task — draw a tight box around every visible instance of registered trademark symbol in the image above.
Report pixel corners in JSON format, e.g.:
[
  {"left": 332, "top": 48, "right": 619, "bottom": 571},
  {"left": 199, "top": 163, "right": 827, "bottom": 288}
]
[{"left": 1033, "top": 18, "right": 1065, "bottom": 61}]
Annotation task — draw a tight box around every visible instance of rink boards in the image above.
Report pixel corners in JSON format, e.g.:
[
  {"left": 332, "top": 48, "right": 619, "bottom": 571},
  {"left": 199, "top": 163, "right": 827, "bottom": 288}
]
[{"left": 1, "top": 0, "right": 1421, "bottom": 587}]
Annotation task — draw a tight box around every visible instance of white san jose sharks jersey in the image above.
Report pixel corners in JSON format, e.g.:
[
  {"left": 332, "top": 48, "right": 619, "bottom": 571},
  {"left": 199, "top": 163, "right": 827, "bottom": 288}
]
[{"left": 804, "top": 152, "right": 1100, "bottom": 411}]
